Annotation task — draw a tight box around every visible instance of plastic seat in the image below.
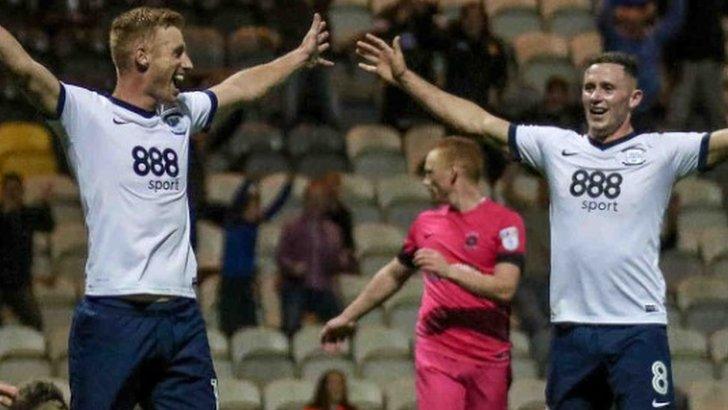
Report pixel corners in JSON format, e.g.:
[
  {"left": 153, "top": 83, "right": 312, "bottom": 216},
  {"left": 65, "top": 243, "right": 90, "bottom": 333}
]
[
  {"left": 256, "top": 223, "right": 283, "bottom": 257},
  {"left": 230, "top": 328, "right": 294, "bottom": 384},
  {"left": 244, "top": 153, "right": 291, "bottom": 178},
  {"left": 296, "top": 153, "right": 349, "bottom": 178},
  {"left": 292, "top": 325, "right": 350, "bottom": 365},
  {"left": 402, "top": 123, "right": 445, "bottom": 175},
  {"left": 674, "top": 177, "right": 724, "bottom": 210},
  {"left": 509, "top": 378, "right": 546, "bottom": 410},
  {"left": 698, "top": 227, "right": 728, "bottom": 266},
  {"left": 287, "top": 124, "right": 345, "bottom": 158},
  {"left": 511, "top": 330, "right": 531, "bottom": 358},
  {"left": 512, "top": 357, "right": 539, "bottom": 379},
  {"left": 709, "top": 328, "right": 728, "bottom": 370},
  {"left": 487, "top": 0, "right": 541, "bottom": 42},
  {"left": 229, "top": 122, "right": 284, "bottom": 159},
  {"left": 206, "top": 173, "right": 246, "bottom": 205},
  {"left": 1, "top": 152, "right": 57, "bottom": 176},
  {"left": 676, "top": 277, "right": 728, "bottom": 334},
  {"left": 569, "top": 31, "right": 603, "bottom": 68},
  {"left": 0, "top": 121, "right": 54, "bottom": 157},
  {"left": 23, "top": 174, "right": 79, "bottom": 205},
  {"left": 263, "top": 378, "right": 314, "bottom": 410},
  {"left": 354, "top": 326, "right": 412, "bottom": 386},
  {"left": 659, "top": 250, "right": 704, "bottom": 294},
  {"left": 348, "top": 378, "right": 383, "bottom": 410},
  {"left": 351, "top": 204, "right": 383, "bottom": 226},
  {"left": 214, "top": 359, "right": 235, "bottom": 379},
  {"left": 47, "top": 327, "right": 69, "bottom": 379},
  {"left": 0, "top": 325, "right": 47, "bottom": 359},
  {"left": 329, "top": 0, "right": 372, "bottom": 51},
  {"left": 677, "top": 209, "right": 728, "bottom": 242},
  {"left": 340, "top": 174, "right": 377, "bottom": 207},
  {"left": 259, "top": 173, "right": 308, "bottom": 211},
  {"left": 346, "top": 125, "right": 402, "bottom": 160},
  {"left": 513, "top": 32, "right": 575, "bottom": 94},
  {"left": 207, "top": 328, "right": 230, "bottom": 360},
  {"left": 541, "top": 0, "right": 594, "bottom": 38},
  {"left": 183, "top": 26, "right": 225, "bottom": 71},
  {"left": 0, "top": 358, "right": 53, "bottom": 384},
  {"left": 197, "top": 221, "right": 224, "bottom": 272},
  {"left": 672, "top": 358, "right": 716, "bottom": 389},
  {"left": 376, "top": 174, "right": 431, "bottom": 210},
  {"left": 300, "top": 356, "right": 357, "bottom": 382},
  {"left": 34, "top": 277, "right": 77, "bottom": 308},
  {"left": 227, "top": 27, "right": 279, "bottom": 69},
  {"left": 217, "top": 378, "right": 261, "bottom": 410},
  {"left": 50, "top": 223, "right": 87, "bottom": 261},
  {"left": 354, "top": 223, "right": 405, "bottom": 259},
  {"left": 387, "top": 302, "right": 419, "bottom": 338},
  {"left": 687, "top": 380, "right": 728, "bottom": 410},
  {"left": 353, "top": 152, "right": 407, "bottom": 180},
  {"left": 384, "top": 377, "right": 415, "bottom": 410}
]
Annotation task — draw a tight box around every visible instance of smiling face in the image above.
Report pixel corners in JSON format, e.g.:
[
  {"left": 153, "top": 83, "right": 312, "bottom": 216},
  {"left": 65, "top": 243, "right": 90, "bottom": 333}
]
[
  {"left": 144, "top": 26, "right": 193, "bottom": 104},
  {"left": 581, "top": 62, "right": 642, "bottom": 140}
]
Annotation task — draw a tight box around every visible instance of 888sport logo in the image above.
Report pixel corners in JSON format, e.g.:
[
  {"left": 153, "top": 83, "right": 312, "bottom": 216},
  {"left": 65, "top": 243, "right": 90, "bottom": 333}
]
[
  {"left": 569, "top": 169, "right": 623, "bottom": 213},
  {"left": 131, "top": 146, "right": 181, "bottom": 192}
]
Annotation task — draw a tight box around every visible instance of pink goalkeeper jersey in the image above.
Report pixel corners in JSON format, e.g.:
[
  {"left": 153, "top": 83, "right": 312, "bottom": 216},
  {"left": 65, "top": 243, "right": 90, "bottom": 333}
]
[{"left": 398, "top": 199, "right": 526, "bottom": 364}]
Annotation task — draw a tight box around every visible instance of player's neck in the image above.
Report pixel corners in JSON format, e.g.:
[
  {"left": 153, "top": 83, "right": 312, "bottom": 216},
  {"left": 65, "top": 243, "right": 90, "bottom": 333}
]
[
  {"left": 591, "top": 120, "right": 635, "bottom": 145},
  {"left": 448, "top": 184, "right": 484, "bottom": 213},
  {"left": 112, "top": 77, "right": 157, "bottom": 113}
]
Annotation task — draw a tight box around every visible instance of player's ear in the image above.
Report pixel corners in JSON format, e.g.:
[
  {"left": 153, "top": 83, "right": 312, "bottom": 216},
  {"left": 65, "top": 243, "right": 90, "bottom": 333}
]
[
  {"left": 628, "top": 88, "right": 643, "bottom": 110},
  {"left": 134, "top": 46, "right": 150, "bottom": 72}
]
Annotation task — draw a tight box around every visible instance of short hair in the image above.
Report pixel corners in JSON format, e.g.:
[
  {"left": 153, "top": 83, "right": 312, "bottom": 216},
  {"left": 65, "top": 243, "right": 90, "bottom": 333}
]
[
  {"left": 1, "top": 172, "right": 22, "bottom": 186},
  {"left": 9, "top": 380, "right": 68, "bottom": 410},
  {"left": 109, "top": 7, "right": 185, "bottom": 73},
  {"left": 586, "top": 52, "right": 639, "bottom": 80},
  {"left": 433, "top": 136, "right": 485, "bottom": 182}
]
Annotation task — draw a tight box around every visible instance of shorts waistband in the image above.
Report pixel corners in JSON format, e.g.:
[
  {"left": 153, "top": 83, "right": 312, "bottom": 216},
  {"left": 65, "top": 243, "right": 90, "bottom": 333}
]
[{"left": 82, "top": 296, "right": 197, "bottom": 316}]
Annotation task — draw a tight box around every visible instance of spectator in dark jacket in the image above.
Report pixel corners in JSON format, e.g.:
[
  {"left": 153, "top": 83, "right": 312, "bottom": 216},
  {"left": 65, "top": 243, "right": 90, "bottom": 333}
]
[
  {"left": 0, "top": 173, "right": 54, "bottom": 331},
  {"left": 202, "top": 175, "right": 292, "bottom": 336}
]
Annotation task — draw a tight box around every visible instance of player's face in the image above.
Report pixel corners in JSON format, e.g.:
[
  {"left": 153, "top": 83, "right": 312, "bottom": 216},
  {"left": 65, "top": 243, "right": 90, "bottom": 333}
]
[
  {"left": 422, "top": 149, "right": 454, "bottom": 203},
  {"left": 146, "top": 26, "right": 193, "bottom": 104},
  {"left": 581, "top": 63, "right": 642, "bottom": 139}
]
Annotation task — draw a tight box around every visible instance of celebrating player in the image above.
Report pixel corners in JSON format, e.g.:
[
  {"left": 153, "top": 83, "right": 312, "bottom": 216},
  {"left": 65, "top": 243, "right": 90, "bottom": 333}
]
[
  {"left": 321, "top": 137, "right": 526, "bottom": 410},
  {"left": 0, "top": 7, "right": 331, "bottom": 409},
  {"left": 356, "top": 34, "right": 728, "bottom": 408}
]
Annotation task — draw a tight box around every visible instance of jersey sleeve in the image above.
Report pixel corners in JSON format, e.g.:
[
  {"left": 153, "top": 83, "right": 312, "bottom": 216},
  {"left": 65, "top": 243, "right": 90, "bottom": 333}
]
[
  {"left": 662, "top": 132, "right": 711, "bottom": 178},
  {"left": 494, "top": 212, "right": 526, "bottom": 271},
  {"left": 57, "top": 83, "right": 101, "bottom": 143},
  {"left": 508, "top": 124, "right": 570, "bottom": 171},
  {"left": 177, "top": 91, "right": 218, "bottom": 134},
  {"left": 397, "top": 220, "right": 420, "bottom": 269}
]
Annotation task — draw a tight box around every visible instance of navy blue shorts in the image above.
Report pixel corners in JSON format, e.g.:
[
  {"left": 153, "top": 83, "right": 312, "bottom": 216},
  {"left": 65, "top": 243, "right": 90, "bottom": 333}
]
[
  {"left": 547, "top": 324, "right": 675, "bottom": 410},
  {"left": 68, "top": 296, "right": 218, "bottom": 410}
]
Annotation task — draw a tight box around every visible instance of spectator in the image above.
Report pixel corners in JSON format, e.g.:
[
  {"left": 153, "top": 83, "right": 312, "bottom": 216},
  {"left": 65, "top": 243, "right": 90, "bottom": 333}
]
[
  {"left": 304, "top": 370, "right": 356, "bottom": 410},
  {"left": 201, "top": 175, "right": 292, "bottom": 337},
  {"left": 8, "top": 380, "right": 68, "bottom": 410},
  {"left": 598, "top": 0, "right": 685, "bottom": 131},
  {"left": 441, "top": 2, "right": 508, "bottom": 110},
  {"left": 322, "top": 172, "right": 355, "bottom": 256},
  {"left": 665, "top": 0, "right": 727, "bottom": 131},
  {"left": 0, "top": 173, "right": 54, "bottom": 331},
  {"left": 375, "top": 0, "right": 440, "bottom": 129},
  {"left": 522, "top": 76, "right": 583, "bottom": 131},
  {"left": 276, "top": 180, "right": 349, "bottom": 335}
]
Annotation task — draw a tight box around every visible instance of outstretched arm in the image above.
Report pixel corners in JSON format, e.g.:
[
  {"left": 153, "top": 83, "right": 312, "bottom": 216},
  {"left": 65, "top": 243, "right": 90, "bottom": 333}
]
[
  {"left": 320, "top": 259, "right": 414, "bottom": 345},
  {"left": 210, "top": 14, "right": 333, "bottom": 110},
  {"left": 356, "top": 33, "right": 510, "bottom": 145},
  {"left": 706, "top": 130, "right": 728, "bottom": 168},
  {"left": 0, "top": 25, "right": 60, "bottom": 117}
]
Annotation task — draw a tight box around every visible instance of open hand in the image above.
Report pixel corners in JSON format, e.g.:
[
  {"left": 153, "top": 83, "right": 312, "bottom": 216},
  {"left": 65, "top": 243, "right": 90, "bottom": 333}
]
[
  {"left": 414, "top": 248, "right": 450, "bottom": 278},
  {"left": 299, "top": 13, "right": 334, "bottom": 68},
  {"left": 356, "top": 33, "right": 408, "bottom": 85}
]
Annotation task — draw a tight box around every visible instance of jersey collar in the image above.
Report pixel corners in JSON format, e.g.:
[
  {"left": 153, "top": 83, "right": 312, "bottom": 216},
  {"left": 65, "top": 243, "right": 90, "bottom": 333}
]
[
  {"left": 587, "top": 131, "right": 639, "bottom": 151},
  {"left": 106, "top": 95, "right": 157, "bottom": 119}
]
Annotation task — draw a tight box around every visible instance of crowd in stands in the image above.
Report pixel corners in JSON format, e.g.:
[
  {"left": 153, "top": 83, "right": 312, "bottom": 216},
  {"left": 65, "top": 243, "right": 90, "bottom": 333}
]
[{"left": 2, "top": 0, "right": 728, "bottom": 408}]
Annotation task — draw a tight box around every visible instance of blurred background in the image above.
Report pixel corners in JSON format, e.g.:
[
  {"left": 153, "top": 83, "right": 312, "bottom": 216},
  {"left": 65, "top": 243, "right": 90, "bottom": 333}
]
[{"left": 1, "top": 0, "right": 728, "bottom": 409}]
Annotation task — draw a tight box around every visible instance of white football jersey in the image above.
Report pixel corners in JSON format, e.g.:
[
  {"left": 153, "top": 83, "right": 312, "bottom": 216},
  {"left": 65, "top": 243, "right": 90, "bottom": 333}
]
[
  {"left": 56, "top": 83, "right": 217, "bottom": 297},
  {"left": 509, "top": 125, "right": 709, "bottom": 324}
]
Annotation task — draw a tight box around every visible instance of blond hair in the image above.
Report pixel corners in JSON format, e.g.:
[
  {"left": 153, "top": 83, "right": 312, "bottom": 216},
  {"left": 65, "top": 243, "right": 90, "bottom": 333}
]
[
  {"left": 109, "top": 7, "right": 184, "bottom": 72},
  {"left": 433, "top": 136, "right": 485, "bottom": 182}
]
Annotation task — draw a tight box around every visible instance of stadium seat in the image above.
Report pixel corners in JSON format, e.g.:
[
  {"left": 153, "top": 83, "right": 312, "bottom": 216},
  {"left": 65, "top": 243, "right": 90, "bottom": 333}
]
[
  {"left": 0, "top": 358, "right": 53, "bottom": 384},
  {"left": 217, "top": 378, "right": 261, "bottom": 410},
  {"left": 339, "top": 274, "right": 372, "bottom": 306},
  {"left": 674, "top": 177, "right": 724, "bottom": 210},
  {"left": 354, "top": 326, "right": 413, "bottom": 386},
  {"left": 354, "top": 223, "right": 405, "bottom": 259},
  {"left": 376, "top": 174, "right": 432, "bottom": 230},
  {"left": 512, "top": 357, "right": 539, "bottom": 380},
  {"left": 508, "top": 378, "right": 546, "bottom": 410},
  {"left": 197, "top": 221, "right": 224, "bottom": 272},
  {"left": 50, "top": 223, "right": 87, "bottom": 261},
  {"left": 292, "top": 325, "right": 350, "bottom": 365},
  {"left": 329, "top": 0, "right": 372, "bottom": 52},
  {"left": 211, "top": 6, "right": 257, "bottom": 35},
  {"left": 503, "top": 172, "right": 542, "bottom": 209},
  {"left": 229, "top": 122, "right": 285, "bottom": 159},
  {"left": 541, "top": 0, "right": 595, "bottom": 38},
  {"left": 295, "top": 153, "right": 349, "bottom": 178},
  {"left": 659, "top": 250, "right": 704, "bottom": 294},
  {"left": 0, "top": 325, "right": 47, "bottom": 359},
  {"left": 387, "top": 301, "right": 420, "bottom": 338},
  {"left": 46, "top": 378, "right": 71, "bottom": 404},
  {"left": 569, "top": 31, "right": 603, "bottom": 68},
  {"left": 330, "top": 64, "right": 382, "bottom": 128},
  {"left": 244, "top": 153, "right": 291, "bottom": 178},
  {"left": 1, "top": 152, "right": 57, "bottom": 176},
  {"left": 300, "top": 356, "right": 357, "bottom": 382},
  {"left": 709, "top": 328, "right": 728, "bottom": 377},
  {"left": 182, "top": 26, "right": 225, "bottom": 71},
  {"left": 259, "top": 173, "right": 309, "bottom": 211},
  {"left": 47, "top": 327, "right": 69, "bottom": 379},
  {"left": 348, "top": 378, "right": 384, "bottom": 410},
  {"left": 384, "top": 377, "right": 416, "bottom": 410},
  {"left": 256, "top": 223, "right": 283, "bottom": 257},
  {"left": 513, "top": 32, "right": 575, "bottom": 94},
  {"left": 230, "top": 328, "right": 294, "bottom": 384},
  {"left": 351, "top": 204, "right": 384, "bottom": 225},
  {"left": 34, "top": 277, "right": 77, "bottom": 308},
  {"left": 340, "top": 174, "right": 377, "bottom": 207},
  {"left": 487, "top": 0, "right": 541, "bottom": 42},
  {"left": 287, "top": 124, "right": 345, "bottom": 159},
  {"left": 402, "top": 123, "right": 445, "bottom": 175},
  {"left": 206, "top": 173, "right": 246, "bottom": 205},
  {"left": 263, "top": 378, "right": 314, "bottom": 410},
  {"left": 23, "top": 174, "right": 79, "bottom": 204},
  {"left": 687, "top": 380, "right": 728, "bottom": 410},
  {"left": 346, "top": 125, "right": 401, "bottom": 161},
  {"left": 677, "top": 209, "right": 728, "bottom": 242},
  {"left": 676, "top": 277, "right": 728, "bottom": 334},
  {"left": 208, "top": 328, "right": 230, "bottom": 360},
  {"left": 198, "top": 274, "right": 220, "bottom": 328},
  {"left": 0, "top": 121, "right": 54, "bottom": 156},
  {"left": 227, "top": 27, "right": 279, "bottom": 69},
  {"left": 669, "top": 327, "right": 715, "bottom": 387},
  {"left": 698, "top": 227, "right": 728, "bottom": 266},
  {"left": 40, "top": 306, "right": 74, "bottom": 334},
  {"left": 511, "top": 330, "right": 531, "bottom": 358}
]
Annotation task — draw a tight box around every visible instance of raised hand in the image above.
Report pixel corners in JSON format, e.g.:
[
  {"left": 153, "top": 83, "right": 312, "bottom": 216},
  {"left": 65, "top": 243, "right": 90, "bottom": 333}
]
[
  {"left": 299, "top": 13, "right": 334, "bottom": 68},
  {"left": 356, "top": 33, "right": 408, "bottom": 85}
]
